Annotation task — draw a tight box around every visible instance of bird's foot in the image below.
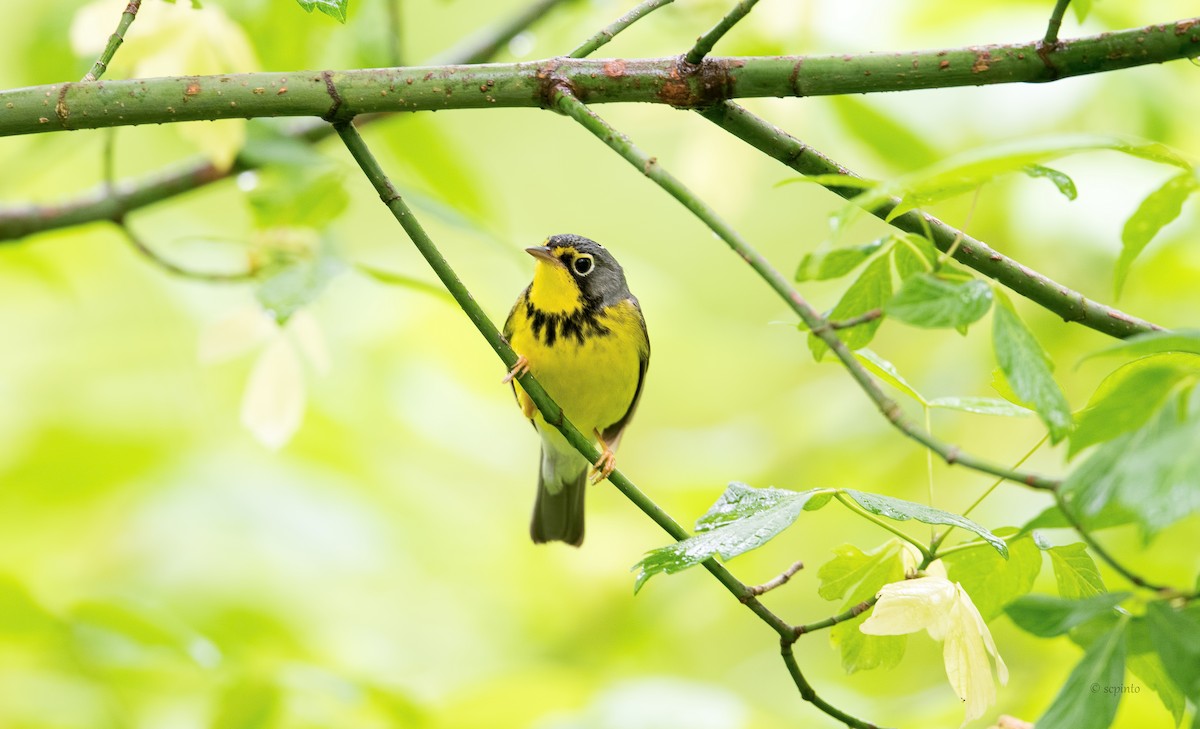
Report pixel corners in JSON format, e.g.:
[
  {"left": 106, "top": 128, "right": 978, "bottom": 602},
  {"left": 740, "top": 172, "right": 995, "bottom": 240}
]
[
  {"left": 502, "top": 354, "right": 530, "bottom": 384},
  {"left": 590, "top": 431, "right": 617, "bottom": 484}
]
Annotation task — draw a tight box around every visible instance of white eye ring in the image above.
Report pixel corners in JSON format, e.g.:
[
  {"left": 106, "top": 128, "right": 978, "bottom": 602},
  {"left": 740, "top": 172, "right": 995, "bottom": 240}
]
[{"left": 573, "top": 254, "right": 595, "bottom": 276}]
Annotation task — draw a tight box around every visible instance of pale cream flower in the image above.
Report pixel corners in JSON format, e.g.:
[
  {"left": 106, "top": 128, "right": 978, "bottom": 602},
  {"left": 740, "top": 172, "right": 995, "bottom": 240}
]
[
  {"left": 201, "top": 305, "right": 328, "bottom": 450},
  {"left": 860, "top": 561, "right": 1008, "bottom": 726}
]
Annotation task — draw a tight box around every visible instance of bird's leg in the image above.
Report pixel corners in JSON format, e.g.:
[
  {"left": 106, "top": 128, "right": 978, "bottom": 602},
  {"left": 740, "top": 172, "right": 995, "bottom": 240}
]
[
  {"left": 590, "top": 428, "right": 617, "bottom": 484},
  {"left": 502, "top": 354, "right": 530, "bottom": 384}
]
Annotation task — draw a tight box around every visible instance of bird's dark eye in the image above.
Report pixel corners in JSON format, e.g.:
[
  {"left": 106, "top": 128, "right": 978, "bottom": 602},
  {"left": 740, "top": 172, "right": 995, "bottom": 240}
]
[{"left": 572, "top": 255, "right": 594, "bottom": 276}]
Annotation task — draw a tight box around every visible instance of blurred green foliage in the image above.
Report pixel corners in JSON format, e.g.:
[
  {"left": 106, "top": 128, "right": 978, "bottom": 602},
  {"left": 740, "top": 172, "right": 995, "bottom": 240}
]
[{"left": 1, "top": 0, "right": 1199, "bottom": 727}]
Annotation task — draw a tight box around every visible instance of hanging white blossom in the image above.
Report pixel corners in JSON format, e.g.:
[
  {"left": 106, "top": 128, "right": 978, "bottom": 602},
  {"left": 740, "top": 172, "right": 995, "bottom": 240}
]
[{"left": 860, "top": 560, "right": 1008, "bottom": 726}]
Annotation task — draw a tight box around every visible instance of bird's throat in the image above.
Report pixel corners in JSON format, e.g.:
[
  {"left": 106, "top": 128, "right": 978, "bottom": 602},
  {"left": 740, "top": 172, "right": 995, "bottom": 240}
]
[{"left": 529, "top": 261, "right": 583, "bottom": 315}]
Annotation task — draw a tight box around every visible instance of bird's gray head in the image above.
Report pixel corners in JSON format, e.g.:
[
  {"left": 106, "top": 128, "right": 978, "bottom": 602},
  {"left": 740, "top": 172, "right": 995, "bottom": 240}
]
[{"left": 525, "top": 234, "right": 632, "bottom": 313}]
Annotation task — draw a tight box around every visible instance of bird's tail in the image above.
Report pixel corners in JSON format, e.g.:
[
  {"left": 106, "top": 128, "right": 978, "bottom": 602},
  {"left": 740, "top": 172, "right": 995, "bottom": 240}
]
[{"left": 530, "top": 441, "right": 588, "bottom": 546}]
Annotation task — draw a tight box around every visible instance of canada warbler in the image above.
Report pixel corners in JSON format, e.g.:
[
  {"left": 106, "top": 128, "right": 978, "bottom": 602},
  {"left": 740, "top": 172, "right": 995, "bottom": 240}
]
[{"left": 503, "top": 234, "right": 650, "bottom": 546}]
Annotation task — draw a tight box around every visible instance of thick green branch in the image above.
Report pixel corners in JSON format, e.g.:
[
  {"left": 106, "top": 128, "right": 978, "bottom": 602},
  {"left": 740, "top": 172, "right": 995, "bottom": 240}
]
[
  {"left": 0, "top": 0, "right": 573, "bottom": 242},
  {"left": 700, "top": 101, "right": 1163, "bottom": 339},
  {"left": 553, "top": 87, "right": 1061, "bottom": 492},
  {"left": 2, "top": 18, "right": 1197, "bottom": 137}
]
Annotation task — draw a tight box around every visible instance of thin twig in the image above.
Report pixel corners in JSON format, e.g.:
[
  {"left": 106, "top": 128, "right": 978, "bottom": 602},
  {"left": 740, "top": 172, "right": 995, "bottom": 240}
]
[
  {"left": 385, "top": 0, "right": 404, "bottom": 66},
  {"left": 553, "top": 86, "right": 1060, "bottom": 492},
  {"left": 428, "top": 0, "right": 575, "bottom": 65},
  {"left": 835, "top": 493, "right": 932, "bottom": 561},
  {"left": 684, "top": 0, "right": 762, "bottom": 64},
  {"left": 699, "top": 101, "right": 1163, "bottom": 340},
  {"left": 1052, "top": 490, "right": 1188, "bottom": 597},
  {"left": 1043, "top": 0, "right": 1072, "bottom": 47},
  {"left": 926, "top": 433, "right": 1048, "bottom": 554},
  {"left": 83, "top": 0, "right": 141, "bottom": 82},
  {"left": 812, "top": 308, "right": 882, "bottom": 334},
  {"left": 118, "top": 222, "right": 258, "bottom": 282},
  {"left": 781, "top": 641, "right": 884, "bottom": 729},
  {"left": 794, "top": 598, "right": 878, "bottom": 636},
  {"left": 745, "top": 560, "right": 804, "bottom": 598},
  {"left": 569, "top": 0, "right": 675, "bottom": 58},
  {"left": 101, "top": 130, "right": 117, "bottom": 193}
]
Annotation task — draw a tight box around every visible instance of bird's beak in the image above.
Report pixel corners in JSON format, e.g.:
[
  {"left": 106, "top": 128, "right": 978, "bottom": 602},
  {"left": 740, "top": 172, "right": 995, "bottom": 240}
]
[{"left": 525, "top": 246, "right": 560, "bottom": 265}]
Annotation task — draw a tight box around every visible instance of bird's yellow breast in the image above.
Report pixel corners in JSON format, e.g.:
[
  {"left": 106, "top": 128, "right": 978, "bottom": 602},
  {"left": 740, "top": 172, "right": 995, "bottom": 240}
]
[{"left": 508, "top": 297, "right": 646, "bottom": 434}]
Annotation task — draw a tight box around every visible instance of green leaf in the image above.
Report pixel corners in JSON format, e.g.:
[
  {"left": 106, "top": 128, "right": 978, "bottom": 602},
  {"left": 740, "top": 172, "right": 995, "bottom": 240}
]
[
  {"left": 854, "top": 349, "right": 927, "bottom": 405},
  {"left": 840, "top": 489, "right": 1007, "bottom": 557},
  {"left": 1083, "top": 329, "right": 1200, "bottom": 362},
  {"left": 943, "top": 532, "right": 1041, "bottom": 619},
  {"left": 693, "top": 483, "right": 820, "bottom": 532},
  {"left": 1072, "top": 0, "right": 1093, "bottom": 22},
  {"left": 774, "top": 174, "right": 878, "bottom": 191},
  {"left": 1069, "top": 353, "right": 1200, "bottom": 457},
  {"left": 886, "top": 273, "right": 992, "bottom": 330},
  {"left": 890, "top": 234, "right": 938, "bottom": 280},
  {"left": 1021, "top": 503, "right": 1135, "bottom": 533},
  {"left": 1061, "top": 387, "right": 1200, "bottom": 538},
  {"left": 928, "top": 396, "right": 1033, "bottom": 417},
  {"left": 1048, "top": 543, "right": 1106, "bottom": 599},
  {"left": 354, "top": 263, "right": 454, "bottom": 303},
  {"left": 213, "top": 677, "right": 280, "bottom": 729},
  {"left": 0, "top": 575, "right": 59, "bottom": 639},
  {"left": 1037, "top": 620, "right": 1128, "bottom": 729},
  {"left": 1116, "top": 172, "right": 1199, "bottom": 296},
  {"left": 381, "top": 114, "right": 491, "bottom": 221},
  {"left": 1024, "top": 164, "right": 1078, "bottom": 200},
  {"left": 809, "top": 254, "right": 892, "bottom": 360},
  {"left": 247, "top": 169, "right": 349, "bottom": 231},
  {"left": 1146, "top": 601, "right": 1200, "bottom": 701},
  {"left": 256, "top": 253, "right": 344, "bottom": 324},
  {"left": 70, "top": 599, "right": 217, "bottom": 667},
  {"left": 828, "top": 96, "right": 939, "bottom": 170},
  {"left": 1006, "top": 593, "right": 1130, "bottom": 637},
  {"left": 817, "top": 541, "right": 908, "bottom": 673},
  {"left": 834, "top": 134, "right": 1191, "bottom": 233},
  {"left": 239, "top": 121, "right": 330, "bottom": 168},
  {"left": 991, "top": 294, "right": 1073, "bottom": 442},
  {"left": 1126, "top": 651, "right": 1186, "bottom": 728},
  {"left": 295, "top": 0, "right": 347, "bottom": 22},
  {"left": 795, "top": 238, "right": 887, "bottom": 282},
  {"left": 632, "top": 484, "right": 821, "bottom": 592}
]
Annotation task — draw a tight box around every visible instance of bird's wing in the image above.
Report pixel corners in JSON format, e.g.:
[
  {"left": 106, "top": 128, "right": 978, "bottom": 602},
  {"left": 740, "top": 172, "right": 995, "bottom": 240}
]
[{"left": 601, "top": 298, "right": 650, "bottom": 445}]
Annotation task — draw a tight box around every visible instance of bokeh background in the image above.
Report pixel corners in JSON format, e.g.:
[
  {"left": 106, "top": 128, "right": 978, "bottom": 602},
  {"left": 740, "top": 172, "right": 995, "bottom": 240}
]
[{"left": 1, "top": 0, "right": 1198, "bottom": 727}]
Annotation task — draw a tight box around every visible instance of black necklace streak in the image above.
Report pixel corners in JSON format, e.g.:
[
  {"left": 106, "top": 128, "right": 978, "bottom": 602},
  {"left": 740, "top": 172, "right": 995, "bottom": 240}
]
[{"left": 525, "top": 297, "right": 612, "bottom": 347}]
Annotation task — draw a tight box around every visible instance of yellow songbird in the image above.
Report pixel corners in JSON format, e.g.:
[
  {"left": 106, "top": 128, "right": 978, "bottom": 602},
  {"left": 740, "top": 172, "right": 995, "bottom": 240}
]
[{"left": 503, "top": 234, "right": 650, "bottom": 546}]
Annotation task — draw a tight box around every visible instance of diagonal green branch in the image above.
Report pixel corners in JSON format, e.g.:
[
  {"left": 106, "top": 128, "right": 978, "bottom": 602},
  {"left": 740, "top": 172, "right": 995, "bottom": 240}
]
[
  {"left": 569, "top": 0, "right": 675, "bottom": 58},
  {"left": 1043, "top": 0, "right": 1073, "bottom": 47},
  {"left": 552, "top": 86, "right": 1060, "bottom": 492},
  {"left": 1, "top": 18, "right": 1197, "bottom": 138},
  {"left": 331, "top": 118, "right": 796, "bottom": 642},
  {"left": 699, "top": 101, "right": 1163, "bottom": 339},
  {"left": 0, "top": 0, "right": 575, "bottom": 243},
  {"left": 684, "top": 0, "right": 762, "bottom": 64},
  {"left": 82, "top": 0, "right": 142, "bottom": 82}
]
